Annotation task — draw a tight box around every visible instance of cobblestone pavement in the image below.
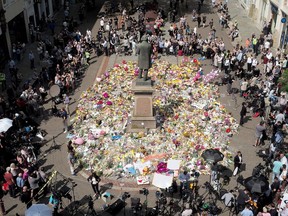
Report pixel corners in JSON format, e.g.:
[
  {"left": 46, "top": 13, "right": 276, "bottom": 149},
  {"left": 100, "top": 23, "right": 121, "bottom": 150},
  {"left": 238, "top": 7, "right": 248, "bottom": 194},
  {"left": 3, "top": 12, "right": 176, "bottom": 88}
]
[{"left": 1, "top": 0, "right": 267, "bottom": 215}]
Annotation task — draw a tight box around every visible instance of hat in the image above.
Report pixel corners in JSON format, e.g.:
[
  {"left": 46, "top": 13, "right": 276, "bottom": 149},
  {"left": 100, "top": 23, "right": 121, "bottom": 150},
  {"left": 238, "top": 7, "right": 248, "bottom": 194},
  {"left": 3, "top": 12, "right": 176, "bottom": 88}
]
[
  {"left": 263, "top": 207, "right": 267, "bottom": 212},
  {"left": 6, "top": 167, "right": 11, "bottom": 172}
]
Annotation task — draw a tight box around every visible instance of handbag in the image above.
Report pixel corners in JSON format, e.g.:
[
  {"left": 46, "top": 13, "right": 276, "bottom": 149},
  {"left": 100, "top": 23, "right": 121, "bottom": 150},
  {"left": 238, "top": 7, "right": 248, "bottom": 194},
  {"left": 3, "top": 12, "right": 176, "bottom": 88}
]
[
  {"left": 240, "top": 163, "right": 246, "bottom": 171},
  {"left": 233, "top": 167, "right": 238, "bottom": 176}
]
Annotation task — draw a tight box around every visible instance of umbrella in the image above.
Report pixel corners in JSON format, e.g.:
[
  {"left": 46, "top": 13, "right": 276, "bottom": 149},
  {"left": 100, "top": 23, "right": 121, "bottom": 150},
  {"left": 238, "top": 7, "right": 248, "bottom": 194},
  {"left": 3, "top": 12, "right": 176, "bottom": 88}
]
[
  {"left": 244, "top": 175, "right": 269, "bottom": 194},
  {"left": 201, "top": 149, "right": 224, "bottom": 164},
  {"left": 211, "top": 164, "right": 233, "bottom": 178},
  {"left": 0, "top": 118, "right": 13, "bottom": 133},
  {"left": 25, "top": 204, "right": 52, "bottom": 216}
]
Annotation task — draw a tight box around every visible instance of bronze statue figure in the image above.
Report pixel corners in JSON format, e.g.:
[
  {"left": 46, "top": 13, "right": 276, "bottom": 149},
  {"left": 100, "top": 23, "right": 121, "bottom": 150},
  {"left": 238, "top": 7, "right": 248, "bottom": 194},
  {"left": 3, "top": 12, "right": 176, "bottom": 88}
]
[{"left": 137, "top": 35, "right": 152, "bottom": 81}]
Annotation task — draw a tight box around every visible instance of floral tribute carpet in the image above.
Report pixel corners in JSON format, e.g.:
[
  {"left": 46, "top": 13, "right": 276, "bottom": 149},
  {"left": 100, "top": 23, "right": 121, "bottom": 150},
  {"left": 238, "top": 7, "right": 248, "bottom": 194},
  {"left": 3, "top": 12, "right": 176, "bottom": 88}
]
[{"left": 70, "top": 59, "right": 238, "bottom": 178}]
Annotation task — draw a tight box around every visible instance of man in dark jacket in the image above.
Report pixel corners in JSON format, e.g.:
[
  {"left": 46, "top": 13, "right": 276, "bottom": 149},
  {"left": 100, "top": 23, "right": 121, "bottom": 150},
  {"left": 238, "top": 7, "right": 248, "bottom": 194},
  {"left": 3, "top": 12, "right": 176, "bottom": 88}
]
[
  {"left": 20, "top": 186, "right": 32, "bottom": 209},
  {"left": 240, "top": 102, "right": 247, "bottom": 126}
]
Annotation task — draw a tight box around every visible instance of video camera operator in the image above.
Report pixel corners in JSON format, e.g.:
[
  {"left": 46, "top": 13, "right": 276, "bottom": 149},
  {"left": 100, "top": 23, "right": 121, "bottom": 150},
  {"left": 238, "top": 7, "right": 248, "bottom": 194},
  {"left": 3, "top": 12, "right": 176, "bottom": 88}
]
[{"left": 221, "top": 190, "right": 235, "bottom": 207}]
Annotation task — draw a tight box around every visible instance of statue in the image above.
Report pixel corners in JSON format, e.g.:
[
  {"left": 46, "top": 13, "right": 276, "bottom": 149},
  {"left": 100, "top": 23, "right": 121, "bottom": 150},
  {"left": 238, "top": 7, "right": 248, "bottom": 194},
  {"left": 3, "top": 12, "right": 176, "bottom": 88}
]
[{"left": 137, "top": 35, "right": 152, "bottom": 81}]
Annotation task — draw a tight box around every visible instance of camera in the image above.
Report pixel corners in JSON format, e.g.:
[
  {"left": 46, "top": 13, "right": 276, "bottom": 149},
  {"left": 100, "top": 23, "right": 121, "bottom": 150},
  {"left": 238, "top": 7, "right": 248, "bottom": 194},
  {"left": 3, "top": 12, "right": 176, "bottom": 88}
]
[
  {"left": 139, "top": 188, "right": 149, "bottom": 196},
  {"left": 166, "top": 186, "right": 175, "bottom": 194},
  {"left": 88, "top": 195, "right": 94, "bottom": 209},
  {"left": 191, "top": 169, "right": 200, "bottom": 178},
  {"left": 121, "top": 192, "right": 130, "bottom": 200},
  {"left": 204, "top": 181, "right": 214, "bottom": 192},
  {"left": 132, "top": 202, "right": 142, "bottom": 214}
]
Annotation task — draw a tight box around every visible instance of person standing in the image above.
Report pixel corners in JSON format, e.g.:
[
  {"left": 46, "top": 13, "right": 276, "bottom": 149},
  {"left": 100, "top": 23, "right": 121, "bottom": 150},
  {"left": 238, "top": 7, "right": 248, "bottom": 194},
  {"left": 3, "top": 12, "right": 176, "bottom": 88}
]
[
  {"left": 3, "top": 167, "right": 16, "bottom": 198},
  {"left": 28, "top": 51, "right": 35, "bottom": 69},
  {"left": 240, "top": 79, "right": 248, "bottom": 97},
  {"left": 254, "top": 121, "right": 266, "bottom": 147},
  {"left": 0, "top": 184, "right": 6, "bottom": 215},
  {"left": 20, "top": 186, "right": 32, "bottom": 209},
  {"left": 272, "top": 157, "right": 283, "bottom": 182},
  {"left": 233, "top": 151, "right": 243, "bottom": 176},
  {"left": 60, "top": 107, "right": 68, "bottom": 133},
  {"left": 16, "top": 173, "right": 25, "bottom": 191},
  {"left": 87, "top": 171, "right": 101, "bottom": 198},
  {"left": 28, "top": 171, "right": 40, "bottom": 201},
  {"left": 49, "top": 192, "right": 61, "bottom": 216},
  {"left": 226, "top": 75, "right": 233, "bottom": 95},
  {"left": 240, "top": 204, "right": 253, "bottom": 216},
  {"left": 197, "top": 15, "right": 202, "bottom": 28},
  {"left": 63, "top": 94, "right": 70, "bottom": 116},
  {"left": 240, "top": 102, "right": 247, "bottom": 126},
  {"left": 221, "top": 190, "right": 235, "bottom": 207},
  {"left": 209, "top": 19, "right": 214, "bottom": 29},
  {"left": 179, "top": 170, "right": 190, "bottom": 197},
  {"left": 67, "top": 150, "right": 76, "bottom": 175},
  {"left": 236, "top": 190, "right": 251, "bottom": 213}
]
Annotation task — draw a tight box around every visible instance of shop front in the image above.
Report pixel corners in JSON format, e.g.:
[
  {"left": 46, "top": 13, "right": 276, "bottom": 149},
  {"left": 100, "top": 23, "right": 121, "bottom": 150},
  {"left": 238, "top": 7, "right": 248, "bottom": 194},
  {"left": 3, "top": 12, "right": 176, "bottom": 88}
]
[{"left": 8, "top": 12, "right": 27, "bottom": 45}]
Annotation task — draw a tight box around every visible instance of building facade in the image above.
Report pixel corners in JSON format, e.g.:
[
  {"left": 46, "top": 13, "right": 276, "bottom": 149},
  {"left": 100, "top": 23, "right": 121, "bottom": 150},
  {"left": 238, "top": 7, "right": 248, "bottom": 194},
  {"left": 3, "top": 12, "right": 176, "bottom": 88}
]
[
  {"left": 0, "top": 0, "right": 56, "bottom": 61},
  {"left": 238, "top": 0, "right": 288, "bottom": 49}
]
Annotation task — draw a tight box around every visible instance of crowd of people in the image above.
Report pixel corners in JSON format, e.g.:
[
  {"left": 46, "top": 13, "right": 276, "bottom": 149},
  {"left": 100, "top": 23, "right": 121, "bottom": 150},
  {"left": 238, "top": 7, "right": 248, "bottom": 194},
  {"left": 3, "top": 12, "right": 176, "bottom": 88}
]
[{"left": 1, "top": 0, "right": 288, "bottom": 215}]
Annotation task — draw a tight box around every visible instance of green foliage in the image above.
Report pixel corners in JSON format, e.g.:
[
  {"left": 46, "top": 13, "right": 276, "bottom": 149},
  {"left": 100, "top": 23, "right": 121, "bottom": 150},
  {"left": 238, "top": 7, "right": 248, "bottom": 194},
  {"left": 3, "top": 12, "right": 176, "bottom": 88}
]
[{"left": 279, "top": 69, "right": 288, "bottom": 92}]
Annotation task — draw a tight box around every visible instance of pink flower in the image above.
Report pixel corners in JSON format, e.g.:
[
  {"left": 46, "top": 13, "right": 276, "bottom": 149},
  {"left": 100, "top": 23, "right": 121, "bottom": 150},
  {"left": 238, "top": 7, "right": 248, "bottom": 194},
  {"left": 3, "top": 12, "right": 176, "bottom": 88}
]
[{"left": 103, "top": 92, "right": 109, "bottom": 98}]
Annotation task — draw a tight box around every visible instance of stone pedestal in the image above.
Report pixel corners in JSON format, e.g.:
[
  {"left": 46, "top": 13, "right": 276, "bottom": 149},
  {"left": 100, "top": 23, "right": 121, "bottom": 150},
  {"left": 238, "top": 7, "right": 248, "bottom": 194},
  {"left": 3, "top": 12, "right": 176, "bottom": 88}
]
[{"left": 128, "top": 79, "right": 156, "bottom": 132}]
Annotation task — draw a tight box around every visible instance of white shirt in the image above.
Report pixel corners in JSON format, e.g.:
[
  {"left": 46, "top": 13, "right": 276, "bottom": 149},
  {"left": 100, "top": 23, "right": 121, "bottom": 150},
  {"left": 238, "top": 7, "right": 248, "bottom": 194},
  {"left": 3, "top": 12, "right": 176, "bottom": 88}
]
[
  {"left": 280, "top": 169, "right": 287, "bottom": 181},
  {"left": 100, "top": 19, "right": 104, "bottom": 26},
  {"left": 281, "top": 156, "right": 288, "bottom": 167},
  {"left": 264, "top": 41, "right": 270, "bottom": 49},
  {"left": 182, "top": 209, "right": 193, "bottom": 216}
]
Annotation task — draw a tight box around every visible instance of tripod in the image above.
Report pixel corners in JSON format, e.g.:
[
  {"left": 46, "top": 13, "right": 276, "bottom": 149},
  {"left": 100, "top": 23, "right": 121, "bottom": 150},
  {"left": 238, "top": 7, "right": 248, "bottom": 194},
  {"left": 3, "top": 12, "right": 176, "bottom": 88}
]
[{"left": 84, "top": 197, "right": 98, "bottom": 216}]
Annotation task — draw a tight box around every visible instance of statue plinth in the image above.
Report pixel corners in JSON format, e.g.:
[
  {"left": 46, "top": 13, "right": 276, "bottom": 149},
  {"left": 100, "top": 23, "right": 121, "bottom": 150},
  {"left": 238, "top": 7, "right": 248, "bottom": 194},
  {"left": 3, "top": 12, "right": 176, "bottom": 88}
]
[{"left": 127, "top": 79, "right": 156, "bottom": 132}]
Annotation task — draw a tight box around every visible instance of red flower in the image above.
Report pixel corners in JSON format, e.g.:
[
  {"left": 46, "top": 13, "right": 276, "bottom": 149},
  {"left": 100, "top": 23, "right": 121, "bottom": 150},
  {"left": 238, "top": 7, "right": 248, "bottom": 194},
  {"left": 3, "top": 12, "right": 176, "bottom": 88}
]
[
  {"left": 226, "top": 128, "right": 231, "bottom": 133},
  {"left": 193, "top": 59, "right": 198, "bottom": 63},
  {"left": 122, "top": 60, "right": 127, "bottom": 64}
]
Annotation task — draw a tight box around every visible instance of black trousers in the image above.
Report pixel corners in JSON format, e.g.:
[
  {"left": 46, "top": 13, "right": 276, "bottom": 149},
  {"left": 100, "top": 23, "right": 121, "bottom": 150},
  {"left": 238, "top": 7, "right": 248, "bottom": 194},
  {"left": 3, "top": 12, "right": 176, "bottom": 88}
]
[{"left": 91, "top": 183, "right": 100, "bottom": 194}]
